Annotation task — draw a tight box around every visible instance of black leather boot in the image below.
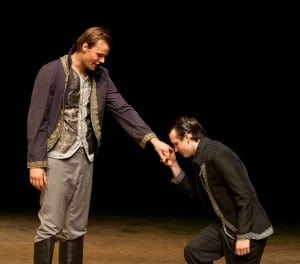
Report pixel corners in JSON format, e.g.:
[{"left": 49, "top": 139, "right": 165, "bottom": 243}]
[
  {"left": 34, "top": 237, "right": 55, "bottom": 264},
  {"left": 59, "top": 236, "right": 84, "bottom": 264}
]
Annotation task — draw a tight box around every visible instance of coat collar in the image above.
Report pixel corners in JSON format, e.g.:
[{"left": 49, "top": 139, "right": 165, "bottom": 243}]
[{"left": 191, "top": 136, "right": 212, "bottom": 166}]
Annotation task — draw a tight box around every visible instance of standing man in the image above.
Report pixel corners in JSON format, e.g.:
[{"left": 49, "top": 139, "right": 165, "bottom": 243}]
[
  {"left": 27, "top": 26, "right": 172, "bottom": 263},
  {"left": 161, "top": 116, "right": 274, "bottom": 264}
]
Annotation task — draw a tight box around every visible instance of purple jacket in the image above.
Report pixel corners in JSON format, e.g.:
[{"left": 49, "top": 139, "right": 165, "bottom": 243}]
[{"left": 27, "top": 54, "right": 156, "bottom": 168}]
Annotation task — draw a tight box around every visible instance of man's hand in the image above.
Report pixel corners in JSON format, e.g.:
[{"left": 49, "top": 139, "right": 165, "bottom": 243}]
[
  {"left": 150, "top": 137, "right": 173, "bottom": 162},
  {"left": 29, "top": 168, "right": 47, "bottom": 191},
  {"left": 235, "top": 239, "right": 250, "bottom": 256}
]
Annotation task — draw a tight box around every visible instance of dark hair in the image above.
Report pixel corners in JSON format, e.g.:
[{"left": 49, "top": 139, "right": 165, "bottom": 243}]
[
  {"left": 71, "top": 26, "right": 112, "bottom": 53},
  {"left": 167, "top": 116, "right": 207, "bottom": 141}
]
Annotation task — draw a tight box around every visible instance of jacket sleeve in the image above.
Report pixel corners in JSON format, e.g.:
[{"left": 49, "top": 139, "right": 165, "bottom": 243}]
[
  {"left": 172, "top": 170, "right": 199, "bottom": 200},
  {"left": 27, "top": 63, "right": 57, "bottom": 168},
  {"left": 99, "top": 69, "right": 157, "bottom": 148}
]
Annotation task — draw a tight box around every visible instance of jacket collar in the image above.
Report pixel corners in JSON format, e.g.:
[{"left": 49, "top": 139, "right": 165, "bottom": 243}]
[{"left": 191, "top": 136, "right": 212, "bottom": 166}]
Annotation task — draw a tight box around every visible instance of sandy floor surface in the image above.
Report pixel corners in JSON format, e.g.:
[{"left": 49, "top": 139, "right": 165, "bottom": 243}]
[{"left": 0, "top": 213, "right": 299, "bottom": 264}]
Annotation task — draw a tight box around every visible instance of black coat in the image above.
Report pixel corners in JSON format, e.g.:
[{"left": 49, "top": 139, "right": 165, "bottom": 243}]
[{"left": 176, "top": 137, "right": 274, "bottom": 240}]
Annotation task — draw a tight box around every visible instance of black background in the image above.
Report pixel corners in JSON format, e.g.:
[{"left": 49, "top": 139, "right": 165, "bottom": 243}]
[{"left": 2, "top": 3, "right": 297, "bottom": 222}]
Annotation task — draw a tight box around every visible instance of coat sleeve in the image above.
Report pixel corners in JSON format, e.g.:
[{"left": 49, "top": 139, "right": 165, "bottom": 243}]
[
  {"left": 27, "top": 63, "right": 57, "bottom": 168},
  {"left": 99, "top": 69, "right": 157, "bottom": 148}
]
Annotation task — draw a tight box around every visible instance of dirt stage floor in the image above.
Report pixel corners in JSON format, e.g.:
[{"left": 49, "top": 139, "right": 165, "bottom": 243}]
[{"left": 0, "top": 212, "right": 299, "bottom": 264}]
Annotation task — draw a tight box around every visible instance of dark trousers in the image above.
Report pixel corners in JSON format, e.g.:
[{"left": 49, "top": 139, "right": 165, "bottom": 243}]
[{"left": 184, "top": 222, "right": 267, "bottom": 264}]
